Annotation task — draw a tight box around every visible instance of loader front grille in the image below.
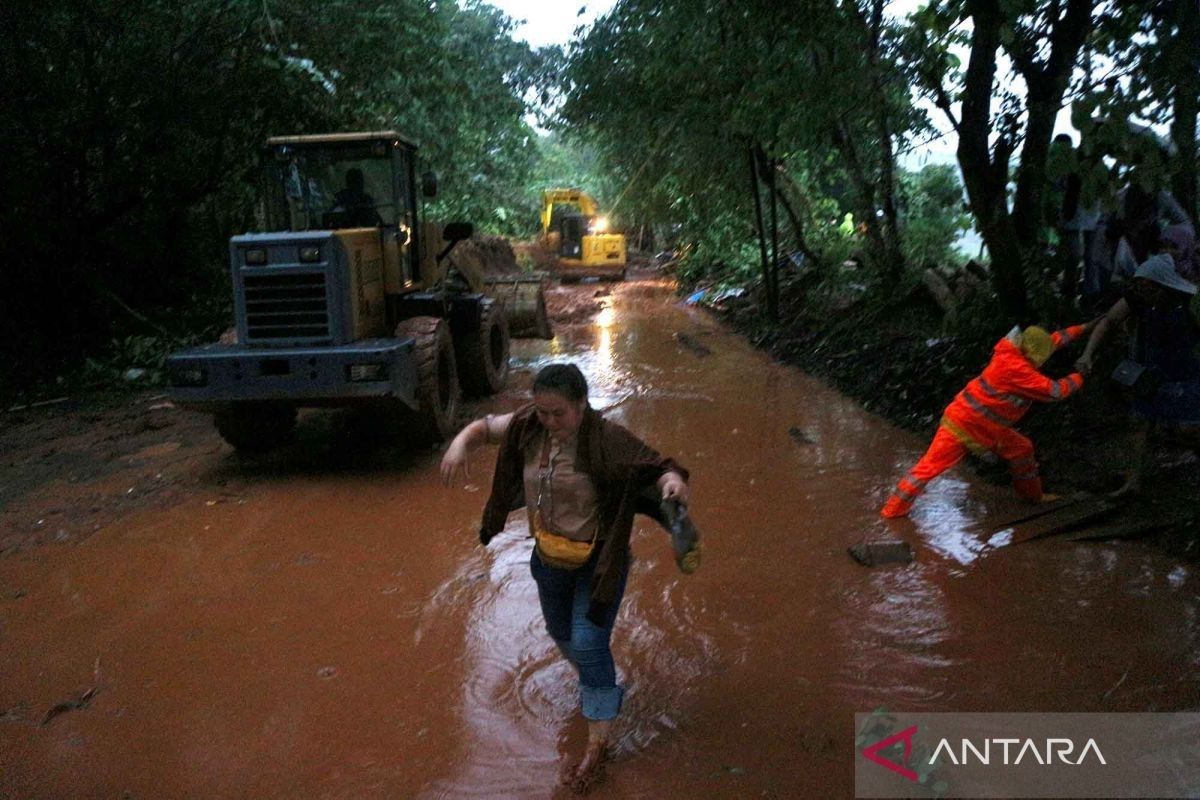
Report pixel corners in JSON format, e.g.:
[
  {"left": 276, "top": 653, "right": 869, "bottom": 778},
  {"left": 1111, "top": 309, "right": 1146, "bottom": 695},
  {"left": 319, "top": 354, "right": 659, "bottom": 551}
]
[{"left": 243, "top": 271, "right": 330, "bottom": 341}]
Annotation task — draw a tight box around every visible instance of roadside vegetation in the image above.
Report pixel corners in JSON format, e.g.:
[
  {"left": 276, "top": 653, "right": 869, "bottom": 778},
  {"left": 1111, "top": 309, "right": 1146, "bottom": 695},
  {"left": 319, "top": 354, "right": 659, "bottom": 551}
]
[{"left": 3, "top": 1, "right": 1196, "bottom": 474}]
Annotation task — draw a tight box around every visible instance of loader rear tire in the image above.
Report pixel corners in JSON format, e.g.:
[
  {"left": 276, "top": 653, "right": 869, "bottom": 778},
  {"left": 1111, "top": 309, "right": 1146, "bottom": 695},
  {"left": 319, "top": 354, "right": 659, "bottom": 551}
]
[
  {"left": 215, "top": 402, "right": 296, "bottom": 453},
  {"left": 395, "top": 316, "right": 460, "bottom": 446},
  {"left": 456, "top": 297, "right": 509, "bottom": 396}
]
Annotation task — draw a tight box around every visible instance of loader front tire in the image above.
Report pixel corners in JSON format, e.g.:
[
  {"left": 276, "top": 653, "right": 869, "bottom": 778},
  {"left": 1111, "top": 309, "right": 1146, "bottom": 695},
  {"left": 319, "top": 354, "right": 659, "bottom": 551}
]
[
  {"left": 395, "top": 316, "right": 460, "bottom": 446},
  {"left": 214, "top": 402, "right": 296, "bottom": 453},
  {"left": 456, "top": 297, "right": 509, "bottom": 397}
]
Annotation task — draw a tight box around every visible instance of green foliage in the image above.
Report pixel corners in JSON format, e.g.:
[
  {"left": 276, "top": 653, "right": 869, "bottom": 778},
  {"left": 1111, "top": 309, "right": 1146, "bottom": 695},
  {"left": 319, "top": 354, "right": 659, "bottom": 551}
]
[
  {"left": 898, "top": 165, "right": 971, "bottom": 270},
  {"left": 557, "top": 0, "right": 934, "bottom": 298},
  {"left": 0, "top": 0, "right": 550, "bottom": 394}
]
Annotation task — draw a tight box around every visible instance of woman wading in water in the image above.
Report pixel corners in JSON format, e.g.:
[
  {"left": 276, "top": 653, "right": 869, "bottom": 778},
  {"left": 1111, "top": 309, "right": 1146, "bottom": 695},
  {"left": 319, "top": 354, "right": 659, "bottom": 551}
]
[{"left": 441, "top": 363, "right": 690, "bottom": 792}]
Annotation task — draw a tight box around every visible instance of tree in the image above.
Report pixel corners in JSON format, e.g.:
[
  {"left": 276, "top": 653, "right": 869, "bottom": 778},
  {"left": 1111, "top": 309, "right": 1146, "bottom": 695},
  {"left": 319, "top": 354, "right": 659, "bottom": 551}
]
[
  {"left": 559, "top": 0, "right": 930, "bottom": 294},
  {"left": 908, "top": 0, "right": 1097, "bottom": 320},
  {"left": 0, "top": 0, "right": 549, "bottom": 392}
]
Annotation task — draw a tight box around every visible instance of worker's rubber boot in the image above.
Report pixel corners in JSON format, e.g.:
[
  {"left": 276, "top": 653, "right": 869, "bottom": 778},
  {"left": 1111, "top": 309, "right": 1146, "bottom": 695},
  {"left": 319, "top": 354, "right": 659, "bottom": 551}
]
[{"left": 880, "top": 496, "right": 913, "bottom": 518}]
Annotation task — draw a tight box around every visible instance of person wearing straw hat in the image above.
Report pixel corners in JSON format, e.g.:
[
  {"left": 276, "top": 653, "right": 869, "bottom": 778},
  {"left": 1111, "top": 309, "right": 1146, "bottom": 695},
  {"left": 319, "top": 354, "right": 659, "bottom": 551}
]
[
  {"left": 1077, "top": 248, "right": 1200, "bottom": 496},
  {"left": 881, "top": 321, "right": 1094, "bottom": 519}
]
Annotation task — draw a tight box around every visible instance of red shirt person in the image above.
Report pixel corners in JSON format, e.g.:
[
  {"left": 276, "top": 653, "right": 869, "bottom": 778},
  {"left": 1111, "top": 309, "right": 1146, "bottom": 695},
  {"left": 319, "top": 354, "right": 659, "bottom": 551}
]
[{"left": 881, "top": 324, "right": 1091, "bottom": 518}]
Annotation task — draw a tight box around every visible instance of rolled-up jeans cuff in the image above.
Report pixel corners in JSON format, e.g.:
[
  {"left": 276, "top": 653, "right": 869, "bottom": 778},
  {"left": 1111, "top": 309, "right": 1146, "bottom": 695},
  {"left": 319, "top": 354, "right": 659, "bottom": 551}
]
[{"left": 581, "top": 685, "right": 623, "bottom": 721}]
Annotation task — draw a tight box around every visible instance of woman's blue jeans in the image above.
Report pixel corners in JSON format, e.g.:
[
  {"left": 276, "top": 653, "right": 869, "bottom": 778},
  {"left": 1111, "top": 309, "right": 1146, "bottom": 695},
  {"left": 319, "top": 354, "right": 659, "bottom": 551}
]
[{"left": 530, "top": 547, "right": 629, "bottom": 721}]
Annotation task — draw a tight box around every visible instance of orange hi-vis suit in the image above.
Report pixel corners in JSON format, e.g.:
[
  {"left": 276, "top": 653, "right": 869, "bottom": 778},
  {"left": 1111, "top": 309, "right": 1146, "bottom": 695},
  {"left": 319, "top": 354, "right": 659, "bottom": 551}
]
[{"left": 880, "top": 325, "right": 1087, "bottom": 518}]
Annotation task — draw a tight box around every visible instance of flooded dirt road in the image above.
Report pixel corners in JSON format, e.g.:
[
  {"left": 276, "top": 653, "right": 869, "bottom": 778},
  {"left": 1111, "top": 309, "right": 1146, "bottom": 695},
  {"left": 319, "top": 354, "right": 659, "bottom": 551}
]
[{"left": 3, "top": 276, "right": 1199, "bottom": 798}]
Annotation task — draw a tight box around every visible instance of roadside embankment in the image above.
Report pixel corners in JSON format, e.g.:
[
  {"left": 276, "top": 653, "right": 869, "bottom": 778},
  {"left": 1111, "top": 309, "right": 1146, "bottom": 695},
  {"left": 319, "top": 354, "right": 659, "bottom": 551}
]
[{"left": 713, "top": 273, "right": 1200, "bottom": 558}]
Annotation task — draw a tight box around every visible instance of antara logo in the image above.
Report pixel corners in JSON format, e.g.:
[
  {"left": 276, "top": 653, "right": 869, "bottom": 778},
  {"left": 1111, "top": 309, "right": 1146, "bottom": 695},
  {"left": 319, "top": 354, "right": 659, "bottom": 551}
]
[
  {"left": 862, "top": 725, "right": 920, "bottom": 781},
  {"left": 862, "top": 725, "right": 1107, "bottom": 782},
  {"left": 930, "top": 737, "right": 1107, "bottom": 766}
]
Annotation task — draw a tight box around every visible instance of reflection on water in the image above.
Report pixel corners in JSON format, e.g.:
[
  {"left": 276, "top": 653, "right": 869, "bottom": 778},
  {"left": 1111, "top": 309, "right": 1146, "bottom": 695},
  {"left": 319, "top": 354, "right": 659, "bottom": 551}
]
[{"left": 435, "top": 279, "right": 1200, "bottom": 797}]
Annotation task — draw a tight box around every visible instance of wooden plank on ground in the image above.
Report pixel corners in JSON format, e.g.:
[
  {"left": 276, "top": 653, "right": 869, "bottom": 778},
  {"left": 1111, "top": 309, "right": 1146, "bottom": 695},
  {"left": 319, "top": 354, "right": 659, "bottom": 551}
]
[
  {"left": 1061, "top": 519, "right": 1172, "bottom": 542},
  {"left": 986, "top": 493, "right": 1090, "bottom": 533},
  {"left": 1007, "top": 499, "right": 1119, "bottom": 546}
]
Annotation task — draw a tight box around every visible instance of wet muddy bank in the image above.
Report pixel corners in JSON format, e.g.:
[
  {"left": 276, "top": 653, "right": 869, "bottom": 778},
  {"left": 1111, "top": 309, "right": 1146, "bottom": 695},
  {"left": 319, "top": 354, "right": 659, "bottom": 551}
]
[{"left": 716, "top": 276, "right": 1200, "bottom": 559}]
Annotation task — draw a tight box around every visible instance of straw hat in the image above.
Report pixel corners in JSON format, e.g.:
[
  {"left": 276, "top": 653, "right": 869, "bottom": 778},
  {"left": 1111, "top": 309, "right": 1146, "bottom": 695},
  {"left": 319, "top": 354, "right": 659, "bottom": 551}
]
[{"left": 1134, "top": 253, "right": 1197, "bottom": 295}]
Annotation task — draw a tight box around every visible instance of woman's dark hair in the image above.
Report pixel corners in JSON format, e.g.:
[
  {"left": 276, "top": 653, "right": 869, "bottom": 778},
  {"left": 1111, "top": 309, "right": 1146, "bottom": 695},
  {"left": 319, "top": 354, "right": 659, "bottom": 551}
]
[{"left": 533, "top": 363, "right": 588, "bottom": 403}]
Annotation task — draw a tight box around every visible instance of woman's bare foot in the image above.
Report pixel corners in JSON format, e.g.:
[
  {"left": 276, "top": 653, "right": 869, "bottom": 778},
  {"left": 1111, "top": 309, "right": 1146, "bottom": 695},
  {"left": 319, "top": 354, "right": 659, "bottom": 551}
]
[{"left": 561, "top": 739, "right": 607, "bottom": 794}]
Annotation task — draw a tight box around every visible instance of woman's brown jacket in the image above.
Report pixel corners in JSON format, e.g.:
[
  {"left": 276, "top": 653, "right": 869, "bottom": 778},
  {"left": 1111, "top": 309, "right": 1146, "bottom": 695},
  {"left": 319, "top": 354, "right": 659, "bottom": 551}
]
[{"left": 480, "top": 404, "right": 688, "bottom": 625}]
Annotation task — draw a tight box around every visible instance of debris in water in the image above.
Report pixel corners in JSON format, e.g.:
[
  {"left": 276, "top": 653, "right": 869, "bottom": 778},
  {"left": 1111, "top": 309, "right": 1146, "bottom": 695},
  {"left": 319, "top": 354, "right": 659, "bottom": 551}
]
[
  {"left": 673, "top": 332, "right": 713, "bottom": 357},
  {"left": 42, "top": 660, "right": 102, "bottom": 726},
  {"left": 848, "top": 539, "right": 913, "bottom": 567},
  {"left": 1, "top": 703, "right": 28, "bottom": 724},
  {"left": 317, "top": 666, "right": 338, "bottom": 680},
  {"left": 788, "top": 426, "right": 816, "bottom": 445}
]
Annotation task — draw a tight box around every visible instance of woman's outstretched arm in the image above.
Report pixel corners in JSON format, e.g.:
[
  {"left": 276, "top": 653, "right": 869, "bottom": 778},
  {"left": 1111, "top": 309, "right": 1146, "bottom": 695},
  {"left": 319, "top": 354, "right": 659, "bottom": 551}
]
[{"left": 440, "top": 412, "right": 513, "bottom": 486}]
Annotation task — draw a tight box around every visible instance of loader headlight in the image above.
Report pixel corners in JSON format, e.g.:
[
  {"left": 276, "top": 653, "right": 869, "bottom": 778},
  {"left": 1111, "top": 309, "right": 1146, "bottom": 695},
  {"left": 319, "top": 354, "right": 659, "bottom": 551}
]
[
  {"left": 245, "top": 248, "right": 268, "bottom": 266},
  {"left": 347, "top": 364, "right": 388, "bottom": 382},
  {"left": 589, "top": 216, "right": 609, "bottom": 233},
  {"left": 299, "top": 246, "right": 321, "bottom": 263}
]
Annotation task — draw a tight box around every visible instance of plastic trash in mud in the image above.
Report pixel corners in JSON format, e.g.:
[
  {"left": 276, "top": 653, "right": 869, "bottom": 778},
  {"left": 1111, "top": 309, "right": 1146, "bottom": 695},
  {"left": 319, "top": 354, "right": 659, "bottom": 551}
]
[
  {"left": 683, "top": 286, "right": 746, "bottom": 309},
  {"left": 661, "top": 499, "right": 702, "bottom": 574}
]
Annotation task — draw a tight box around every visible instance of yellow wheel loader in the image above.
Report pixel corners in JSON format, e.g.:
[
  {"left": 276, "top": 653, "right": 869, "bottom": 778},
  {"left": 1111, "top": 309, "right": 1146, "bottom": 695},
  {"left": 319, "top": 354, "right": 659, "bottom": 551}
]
[
  {"left": 539, "top": 188, "right": 627, "bottom": 281},
  {"left": 166, "top": 131, "right": 545, "bottom": 453}
]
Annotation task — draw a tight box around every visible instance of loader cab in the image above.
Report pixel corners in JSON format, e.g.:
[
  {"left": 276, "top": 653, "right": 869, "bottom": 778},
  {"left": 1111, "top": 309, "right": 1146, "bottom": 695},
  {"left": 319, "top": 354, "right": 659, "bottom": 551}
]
[
  {"left": 261, "top": 133, "right": 420, "bottom": 232},
  {"left": 260, "top": 131, "right": 425, "bottom": 283}
]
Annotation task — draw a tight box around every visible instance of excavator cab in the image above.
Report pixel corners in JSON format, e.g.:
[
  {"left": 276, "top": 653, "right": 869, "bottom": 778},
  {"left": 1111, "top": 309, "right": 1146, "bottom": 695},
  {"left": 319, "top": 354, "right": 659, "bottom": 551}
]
[{"left": 557, "top": 213, "right": 586, "bottom": 259}]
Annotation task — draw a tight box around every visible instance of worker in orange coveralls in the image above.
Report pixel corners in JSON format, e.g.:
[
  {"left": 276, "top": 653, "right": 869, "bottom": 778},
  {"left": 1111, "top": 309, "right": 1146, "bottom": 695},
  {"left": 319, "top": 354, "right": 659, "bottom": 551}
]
[{"left": 881, "top": 323, "right": 1095, "bottom": 518}]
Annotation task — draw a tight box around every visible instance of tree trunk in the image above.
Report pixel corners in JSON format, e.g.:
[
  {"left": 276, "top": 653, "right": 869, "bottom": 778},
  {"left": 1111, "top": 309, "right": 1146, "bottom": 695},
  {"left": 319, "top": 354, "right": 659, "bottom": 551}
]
[
  {"left": 1169, "top": 0, "right": 1199, "bottom": 220},
  {"left": 957, "top": 0, "right": 1028, "bottom": 319},
  {"left": 748, "top": 145, "right": 776, "bottom": 322},
  {"left": 860, "top": 0, "right": 905, "bottom": 279},
  {"left": 956, "top": 0, "right": 1094, "bottom": 321},
  {"left": 770, "top": 176, "right": 821, "bottom": 264}
]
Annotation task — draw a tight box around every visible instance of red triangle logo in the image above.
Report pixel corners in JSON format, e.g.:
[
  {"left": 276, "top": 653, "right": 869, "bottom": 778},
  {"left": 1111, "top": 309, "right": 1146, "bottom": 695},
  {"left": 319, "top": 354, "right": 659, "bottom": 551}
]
[{"left": 862, "top": 724, "right": 919, "bottom": 782}]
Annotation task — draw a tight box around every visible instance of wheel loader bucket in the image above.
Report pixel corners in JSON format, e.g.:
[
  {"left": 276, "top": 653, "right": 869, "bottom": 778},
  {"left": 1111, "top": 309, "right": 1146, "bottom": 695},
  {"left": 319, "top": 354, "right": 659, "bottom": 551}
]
[{"left": 485, "top": 274, "right": 553, "bottom": 340}]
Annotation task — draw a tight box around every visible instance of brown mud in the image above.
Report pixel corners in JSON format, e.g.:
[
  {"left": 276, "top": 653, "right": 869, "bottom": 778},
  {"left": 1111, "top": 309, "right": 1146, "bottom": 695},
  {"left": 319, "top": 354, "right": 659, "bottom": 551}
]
[{"left": 3, "top": 268, "right": 1200, "bottom": 798}]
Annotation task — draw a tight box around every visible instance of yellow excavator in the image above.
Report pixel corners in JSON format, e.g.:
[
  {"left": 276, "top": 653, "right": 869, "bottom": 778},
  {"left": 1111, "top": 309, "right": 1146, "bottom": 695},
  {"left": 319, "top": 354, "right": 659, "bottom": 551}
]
[{"left": 539, "top": 188, "right": 627, "bottom": 281}]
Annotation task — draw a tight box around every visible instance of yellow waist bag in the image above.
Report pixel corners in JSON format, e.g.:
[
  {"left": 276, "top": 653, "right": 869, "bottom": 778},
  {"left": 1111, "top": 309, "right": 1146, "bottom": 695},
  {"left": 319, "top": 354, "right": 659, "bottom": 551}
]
[
  {"left": 533, "top": 436, "right": 598, "bottom": 570},
  {"left": 533, "top": 509, "right": 598, "bottom": 569}
]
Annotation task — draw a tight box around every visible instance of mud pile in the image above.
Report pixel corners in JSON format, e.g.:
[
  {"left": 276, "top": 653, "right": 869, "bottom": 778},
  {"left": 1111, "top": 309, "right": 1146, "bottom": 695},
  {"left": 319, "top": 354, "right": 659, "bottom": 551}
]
[
  {"left": 543, "top": 285, "right": 602, "bottom": 327},
  {"left": 447, "top": 235, "right": 519, "bottom": 277}
]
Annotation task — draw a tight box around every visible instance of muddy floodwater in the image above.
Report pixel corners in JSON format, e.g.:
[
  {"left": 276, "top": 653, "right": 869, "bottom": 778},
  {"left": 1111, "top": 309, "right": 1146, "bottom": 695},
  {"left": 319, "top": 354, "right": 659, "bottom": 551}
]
[{"left": 2, "top": 278, "right": 1199, "bottom": 798}]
